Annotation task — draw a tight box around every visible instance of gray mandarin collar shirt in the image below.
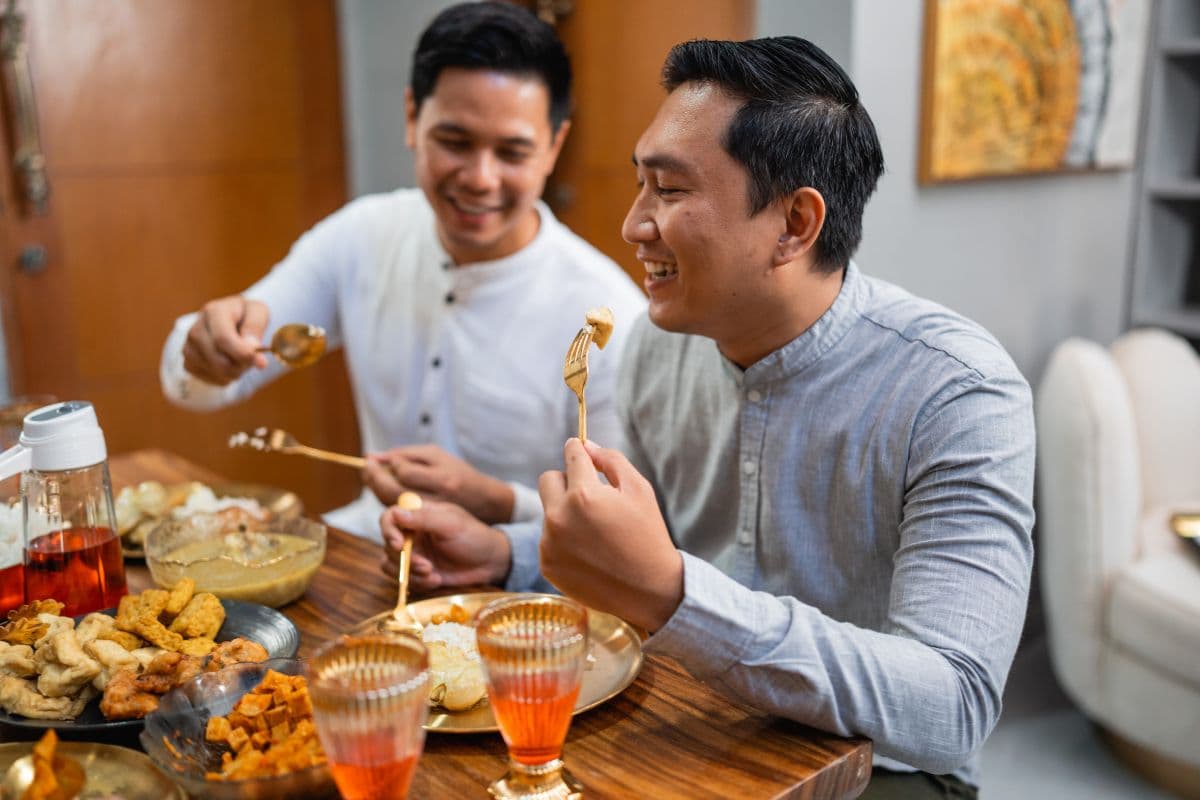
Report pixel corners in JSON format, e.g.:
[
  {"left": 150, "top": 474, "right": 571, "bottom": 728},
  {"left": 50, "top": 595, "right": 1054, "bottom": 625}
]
[{"left": 623, "top": 262, "right": 1035, "bottom": 784}]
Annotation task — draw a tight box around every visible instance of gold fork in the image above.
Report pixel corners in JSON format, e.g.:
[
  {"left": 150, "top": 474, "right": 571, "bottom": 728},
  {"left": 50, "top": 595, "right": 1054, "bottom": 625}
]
[
  {"left": 227, "top": 427, "right": 366, "bottom": 469},
  {"left": 562, "top": 307, "right": 614, "bottom": 444},
  {"left": 563, "top": 326, "right": 595, "bottom": 442}
]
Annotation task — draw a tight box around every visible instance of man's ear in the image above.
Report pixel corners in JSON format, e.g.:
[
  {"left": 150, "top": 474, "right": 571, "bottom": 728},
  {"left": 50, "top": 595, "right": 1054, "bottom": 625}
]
[
  {"left": 774, "top": 187, "right": 826, "bottom": 265},
  {"left": 405, "top": 88, "right": 418, "bottom": 149},
  {"left": 545, "top": 119, "right": 572, "bottom": 174}
]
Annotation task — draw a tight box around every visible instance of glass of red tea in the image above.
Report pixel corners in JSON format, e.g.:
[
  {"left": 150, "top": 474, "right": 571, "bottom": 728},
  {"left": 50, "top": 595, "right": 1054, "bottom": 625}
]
[
  {"left": 308, "top": 634, "right": 430, "bottom": 800},
  {"left": 476, "top": 594, "right": 589, "bottom": 800}
]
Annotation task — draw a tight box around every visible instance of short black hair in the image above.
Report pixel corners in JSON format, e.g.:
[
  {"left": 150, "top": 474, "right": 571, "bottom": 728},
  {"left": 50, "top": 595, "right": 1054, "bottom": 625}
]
[
  {"left": 662, "top": 37, "right": 884, "bottom": 273},
  {"left": 411, "top": 1, "right": 572, "bottom": 131}
]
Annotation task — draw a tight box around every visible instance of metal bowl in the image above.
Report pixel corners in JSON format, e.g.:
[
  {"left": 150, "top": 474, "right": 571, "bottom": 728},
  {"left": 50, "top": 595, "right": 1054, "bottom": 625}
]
[{"left": 141, "top": 658, "right": 336, "bottom": 800}]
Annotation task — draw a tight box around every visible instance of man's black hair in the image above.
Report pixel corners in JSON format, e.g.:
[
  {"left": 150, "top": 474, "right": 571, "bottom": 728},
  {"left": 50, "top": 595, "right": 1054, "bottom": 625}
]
[
  {"left": 662, "top": 37, "right": 885, "bottom": 273},
  {"left": 411, "top": 1, "right": 572, "bottom": 130}
]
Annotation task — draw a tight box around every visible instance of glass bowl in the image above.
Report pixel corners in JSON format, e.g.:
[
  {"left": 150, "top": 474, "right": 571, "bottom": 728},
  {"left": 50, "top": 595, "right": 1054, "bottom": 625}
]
[
  {"left": 145, "top": 514, "right": 326, "bottom": 608},
  {"left": 140, "top": 658, "right": 337, "bottom": 800}
]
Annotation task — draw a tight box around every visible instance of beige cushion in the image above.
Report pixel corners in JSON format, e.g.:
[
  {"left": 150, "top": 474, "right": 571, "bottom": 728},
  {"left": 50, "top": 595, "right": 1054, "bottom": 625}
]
[{"left": 1109, "top": 548, "right": 1200, "bottom": 691}]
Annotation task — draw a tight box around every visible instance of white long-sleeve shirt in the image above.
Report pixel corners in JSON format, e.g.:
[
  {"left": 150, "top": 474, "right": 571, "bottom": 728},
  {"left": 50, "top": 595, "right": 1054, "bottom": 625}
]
[{"left": 161, "top": 188, "right": 646, "bottom": 540}]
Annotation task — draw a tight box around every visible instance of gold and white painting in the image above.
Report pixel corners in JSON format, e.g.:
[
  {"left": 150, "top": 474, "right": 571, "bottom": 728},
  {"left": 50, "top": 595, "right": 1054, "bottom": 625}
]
[{"left": 918, "top": 0, "right": 1152, "bottom": 183}]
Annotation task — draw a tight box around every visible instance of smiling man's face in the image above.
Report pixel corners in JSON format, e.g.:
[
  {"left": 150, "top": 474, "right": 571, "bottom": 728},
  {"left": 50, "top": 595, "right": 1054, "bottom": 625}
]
[
  {"left": 407, "top": 67, "right": 568, "bottom": 264},
  {"left": 623, "top": 83, "right": 786, "bottom": 351}
]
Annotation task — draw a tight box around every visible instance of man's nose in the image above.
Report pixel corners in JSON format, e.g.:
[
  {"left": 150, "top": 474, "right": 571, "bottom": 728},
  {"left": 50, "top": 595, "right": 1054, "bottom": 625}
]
[
  {"left": 622, "top": 197, "right": 656, "bottom": 244},
  {"left": 460, "top": 150, "right": 501, "bottom": 191}
]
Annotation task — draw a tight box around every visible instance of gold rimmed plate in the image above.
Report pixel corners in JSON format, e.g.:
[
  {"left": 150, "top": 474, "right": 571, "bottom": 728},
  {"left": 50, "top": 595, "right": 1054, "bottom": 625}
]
[
  {"left": 120, "top": 482, "right": 303, "bottom": 559},
  {"left": 352, "top": 592, "right": 644, "bottom": 734},
  {"left": 1, "top": 740, "right": 186, "bottom": 799}
]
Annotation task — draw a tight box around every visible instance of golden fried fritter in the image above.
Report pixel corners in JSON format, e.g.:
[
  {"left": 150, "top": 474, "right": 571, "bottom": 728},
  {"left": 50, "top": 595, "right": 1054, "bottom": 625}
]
[
  {"left": 164, "top": 578, "right": 196, "bottom": 618},
  {"left": 168, "top": 593, "right": 224, "bottom": 639}
]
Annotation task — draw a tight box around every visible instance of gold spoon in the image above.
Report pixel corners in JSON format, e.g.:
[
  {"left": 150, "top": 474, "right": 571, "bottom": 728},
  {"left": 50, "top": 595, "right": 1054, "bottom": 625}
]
[
  {"left": 382, "top": 491, "right": 424, "bottom": 637},
  {"left": 255, "top": 323, "right": 326, "bottom": 368}
]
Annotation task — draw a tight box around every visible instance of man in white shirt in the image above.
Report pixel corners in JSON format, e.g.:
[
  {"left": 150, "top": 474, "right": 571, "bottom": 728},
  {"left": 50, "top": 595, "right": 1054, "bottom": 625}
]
[{"left": 160, "top": 1, "right": 645, "bottom": 547}]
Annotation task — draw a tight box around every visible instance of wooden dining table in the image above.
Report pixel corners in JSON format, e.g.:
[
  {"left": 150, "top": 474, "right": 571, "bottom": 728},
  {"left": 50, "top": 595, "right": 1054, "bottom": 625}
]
[{"left": 103, "top": 448, "right": 873, "bottom": 799}]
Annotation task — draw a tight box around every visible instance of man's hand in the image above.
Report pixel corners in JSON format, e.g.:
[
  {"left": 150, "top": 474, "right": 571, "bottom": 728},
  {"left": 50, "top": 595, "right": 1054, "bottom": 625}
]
[
  {"left": 182, "top": 295, "right": 270, "bottom": 385},
  {"left": 538, "top": 439, "right": 683, "bottom": 633},
  {"left": 379, "top": 499, "right": 512, "bottom": 592},
  {"left": 365, "top": 445, "right": 515, "bottom": 524}
]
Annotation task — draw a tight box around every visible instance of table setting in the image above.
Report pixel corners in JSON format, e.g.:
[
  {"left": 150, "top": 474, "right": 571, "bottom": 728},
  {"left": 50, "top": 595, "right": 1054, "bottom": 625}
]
[{"left": 0, "top": 317, "right": 871, "bottom": 798}]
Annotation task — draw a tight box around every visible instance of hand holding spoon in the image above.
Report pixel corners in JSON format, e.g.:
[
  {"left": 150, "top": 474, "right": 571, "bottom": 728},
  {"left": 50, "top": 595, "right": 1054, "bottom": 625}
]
[{"left": 256, "top": 323, "right": 326, "bottom": 368}]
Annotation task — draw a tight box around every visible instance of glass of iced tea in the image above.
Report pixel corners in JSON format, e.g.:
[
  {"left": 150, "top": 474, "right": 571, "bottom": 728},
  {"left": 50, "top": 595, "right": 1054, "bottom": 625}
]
[
  {"left": 475, "top": 594, "right": 589, "bottom": 800},
  {"left": 308, "top": 634, "right": 430, "bottom": 800}
]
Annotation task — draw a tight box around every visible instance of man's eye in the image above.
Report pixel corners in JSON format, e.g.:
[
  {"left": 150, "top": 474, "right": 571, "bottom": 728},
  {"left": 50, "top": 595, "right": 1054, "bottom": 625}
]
[
  {"left": 498, "top": 149, "right": 531, "bottom": 163},
  {"left": 656, "top": 186, "right": 681, "bottom": 196},
  {"left": 437, "top": 138, "right": 470, "bottom": 151}
]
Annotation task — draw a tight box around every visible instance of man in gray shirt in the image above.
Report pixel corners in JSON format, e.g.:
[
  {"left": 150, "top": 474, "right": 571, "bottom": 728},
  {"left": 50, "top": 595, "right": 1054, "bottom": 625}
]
[
  {"left": 383, "top": 35, "right": 1032, "bottom": 798},
  {"left": 535, "top": 38, "right": 1033, "bottom": 798}
]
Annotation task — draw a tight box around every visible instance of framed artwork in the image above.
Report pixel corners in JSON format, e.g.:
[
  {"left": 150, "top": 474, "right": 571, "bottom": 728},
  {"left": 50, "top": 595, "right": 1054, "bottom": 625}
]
[{"left": 918, "top": 0, "right": 1152, "bottom": 183}]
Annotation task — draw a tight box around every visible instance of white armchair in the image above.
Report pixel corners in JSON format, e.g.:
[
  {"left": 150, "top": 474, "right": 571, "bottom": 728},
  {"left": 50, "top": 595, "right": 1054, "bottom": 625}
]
[{"left": 1037, "top": 328, "right": 1200, "bottom": 796}]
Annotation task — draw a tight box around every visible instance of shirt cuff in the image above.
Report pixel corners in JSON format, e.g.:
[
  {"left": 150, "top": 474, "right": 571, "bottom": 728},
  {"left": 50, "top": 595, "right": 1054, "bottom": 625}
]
[
  {"left": 509, "top": 482, "right": 542, "bottom": 524},
  {"left": 498, "top": 521, "right": 553, "bottom": 593},
  {"left": 159, "top": 313, "right": 236, "bottom": 411},
  {"left": 643, "top": 552, "right": 760, "bottom": 679}
]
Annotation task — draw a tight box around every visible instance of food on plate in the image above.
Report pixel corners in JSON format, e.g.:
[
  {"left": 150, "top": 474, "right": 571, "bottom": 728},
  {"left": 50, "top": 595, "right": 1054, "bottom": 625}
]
[
  {"left": 23, "top": 729, "right": 86, "bottom": 800},
  {"left": 0, "top": 591, "right": 270, "bottom": 722},
  {"left": 114, "top": 480, "right": 270, "bottom": 551},
  {"left": 1, "top": 600, "right": 65, "bottom": 646},
  {"left": 203, "top": 668, "right": 326, "bottom": 780},
  {"left": 422, "top": 604, "right": 486, "bottom": 712},
  {"left": 585, "top": 306, "right": 615, "bottom": 349}
]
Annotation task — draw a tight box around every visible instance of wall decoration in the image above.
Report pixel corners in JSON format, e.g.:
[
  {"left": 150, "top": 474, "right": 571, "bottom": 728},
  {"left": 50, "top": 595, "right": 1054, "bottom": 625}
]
[{"left": 918, "top": 0, "right": 1152, "bottom": 183}]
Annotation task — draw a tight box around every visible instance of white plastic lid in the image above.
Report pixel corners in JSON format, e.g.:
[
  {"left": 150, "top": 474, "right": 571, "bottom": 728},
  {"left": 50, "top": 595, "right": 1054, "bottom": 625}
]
[{"left": 18, "top": 400, "right": 108, "bottom": 471}]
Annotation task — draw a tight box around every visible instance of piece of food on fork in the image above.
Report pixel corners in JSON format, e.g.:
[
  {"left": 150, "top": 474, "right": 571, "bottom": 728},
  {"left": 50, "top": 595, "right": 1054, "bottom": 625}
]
[{"left": 585, "top": 306, "right": 614, "bottom": 348}]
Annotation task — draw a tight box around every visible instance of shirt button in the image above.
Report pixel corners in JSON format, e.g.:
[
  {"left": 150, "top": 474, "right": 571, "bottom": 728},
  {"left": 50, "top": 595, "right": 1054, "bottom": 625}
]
[
  {"left": 431, "top": 357, "right": 442, "bottom": 368},
  {"left": 419, "top": 413, "right": 431, "bottom": 425},
  {"left": 742, "top": 461, "right": 756, "bottom": 475},
  {"left": 445, "top": 292, "right": 456, "bottom": 304},
  {"left": 747, "top": 389, "right": 762, "bottom": 403}
]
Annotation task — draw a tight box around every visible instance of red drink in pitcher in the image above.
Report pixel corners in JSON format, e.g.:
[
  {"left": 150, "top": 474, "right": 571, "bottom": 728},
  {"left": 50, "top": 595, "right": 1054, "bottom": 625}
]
[
  {"left": 0, "top": 561, "right": 23, "bottom": 614},
  {"left": 24, "top": 526, "right": 126, "bottom": 615}
]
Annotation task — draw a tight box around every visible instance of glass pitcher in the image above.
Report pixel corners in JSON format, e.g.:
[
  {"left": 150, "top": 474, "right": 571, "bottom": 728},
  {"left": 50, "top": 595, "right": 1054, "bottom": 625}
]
[{"left": 0, "top": 400, "right": 127, "bottom": 615}]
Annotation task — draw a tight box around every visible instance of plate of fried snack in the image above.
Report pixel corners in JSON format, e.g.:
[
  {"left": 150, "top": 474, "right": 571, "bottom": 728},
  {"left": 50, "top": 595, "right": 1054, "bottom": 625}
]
[
  {"left": 352, "top": 592, "right": 644, "bottom": 733},
  {"left": 1, "top": 728, "right": 185, "bottom": 799},
  {"left": 115, "top": 480, "right": 302, "bottom": 558},
  {"left": 141, "top": 659, "right": 337, "bottom": 799},
  {"left": 0, "top": 582, "right": 299, "bottom": 732}
]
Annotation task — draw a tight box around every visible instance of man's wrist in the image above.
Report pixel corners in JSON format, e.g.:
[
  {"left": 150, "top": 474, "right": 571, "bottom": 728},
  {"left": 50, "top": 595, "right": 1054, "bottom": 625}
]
[{"left": 483, "top": 479, "right": 516, "bottom": 524}]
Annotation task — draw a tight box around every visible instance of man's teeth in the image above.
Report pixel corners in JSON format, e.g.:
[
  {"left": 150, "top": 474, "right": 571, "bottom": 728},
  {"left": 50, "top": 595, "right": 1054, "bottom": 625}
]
[{"left": 644, "top": 261, "right": 677, "bottom": 278}]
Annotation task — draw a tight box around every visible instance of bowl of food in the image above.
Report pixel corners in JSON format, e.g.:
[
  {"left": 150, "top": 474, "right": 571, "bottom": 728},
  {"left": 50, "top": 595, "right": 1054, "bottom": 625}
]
[
  {"left": 146, "top": 514, "right": 326, "bottom": 608},
  {"left": 141, "top": 658, "right": 336, "bottom": 800}
]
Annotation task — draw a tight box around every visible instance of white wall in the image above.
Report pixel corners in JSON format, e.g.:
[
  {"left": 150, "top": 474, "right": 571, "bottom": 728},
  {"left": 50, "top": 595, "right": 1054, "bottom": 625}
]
[
  {"left": 759, "top": 0, "right": 1134, "bottom": 383},
  {"left": 337, "top": 0, "right": 458, "bottom": 197}
]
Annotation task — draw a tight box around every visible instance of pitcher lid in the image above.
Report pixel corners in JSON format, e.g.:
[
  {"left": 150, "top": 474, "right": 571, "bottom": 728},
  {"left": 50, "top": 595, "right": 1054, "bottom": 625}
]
[{"left": 18, "top": 400, "right": 107, "bottom": 470}]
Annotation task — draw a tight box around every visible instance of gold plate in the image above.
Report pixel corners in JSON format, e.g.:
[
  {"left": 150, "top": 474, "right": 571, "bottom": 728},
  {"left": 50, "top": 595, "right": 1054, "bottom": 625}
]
[
  {"left": 0, "top": 740, "right": 185, "bottom": 799},
  {"left": 352, "top": 592, "right": 644, "bottom": 734},
  {"left": 121, "top": 481, "right": 303, "bottom": 559}
]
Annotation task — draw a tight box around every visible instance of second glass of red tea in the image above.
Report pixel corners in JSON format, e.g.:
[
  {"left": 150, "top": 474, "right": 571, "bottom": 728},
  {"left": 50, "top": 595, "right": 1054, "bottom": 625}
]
[
  {"left": 476, "top": 594, "right": 589, "bottom": 800},
  {"left": 308, "top": 634, "right": 430, "bottom": 800}
]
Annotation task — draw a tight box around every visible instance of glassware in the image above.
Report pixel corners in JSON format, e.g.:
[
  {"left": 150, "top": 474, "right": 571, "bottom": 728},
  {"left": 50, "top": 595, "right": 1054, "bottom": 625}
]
[
  {"left": 475, "top": 594, "right": 589, "bottom": 800},
  {"left": 308, "top": 634, "right": 430, "bottom": 800},
  {"left": 0, "top": 400, "right": 126, "bottom": 615}
]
